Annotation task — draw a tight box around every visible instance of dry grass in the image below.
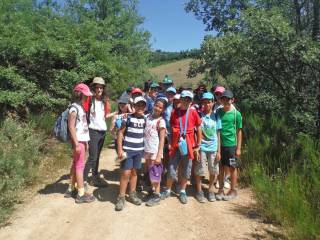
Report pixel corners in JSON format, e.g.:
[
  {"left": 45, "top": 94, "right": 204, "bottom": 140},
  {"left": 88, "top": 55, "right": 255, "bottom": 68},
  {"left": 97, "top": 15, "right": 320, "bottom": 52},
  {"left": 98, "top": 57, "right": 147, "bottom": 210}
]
[{"left": 148, "top": 58, "right": 204, "bottom": 88}]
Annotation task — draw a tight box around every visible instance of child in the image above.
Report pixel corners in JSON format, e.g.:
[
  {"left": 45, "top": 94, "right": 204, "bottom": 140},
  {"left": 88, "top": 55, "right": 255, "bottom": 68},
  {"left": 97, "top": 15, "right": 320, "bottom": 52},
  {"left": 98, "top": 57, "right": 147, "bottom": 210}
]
[
  {"left": 115, "top": 96, "right": 147, "bottom": 211},
  {"left": 161, "top": 90, "right": 202, "bottom": 204},
  {"left": 65, "top": 83, "right": 95, "bottom": 204},
  {"left": 144, "top": 98, "right": 167, "bottom": 206},
  {"left": 194, "top": 92, "right": 221, "bottom": 203},
  {"left": 216, "top": 90, "right": 242, "bottom": 201},
  {"left": 110, "top": 96, "right": 129, "bottom": 154}
]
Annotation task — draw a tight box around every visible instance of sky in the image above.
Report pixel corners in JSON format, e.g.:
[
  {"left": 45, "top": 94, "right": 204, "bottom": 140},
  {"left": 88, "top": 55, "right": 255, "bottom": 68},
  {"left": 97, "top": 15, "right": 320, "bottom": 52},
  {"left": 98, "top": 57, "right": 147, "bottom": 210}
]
[{"left": 137, "top": 0, "right": 210, "bottom": 52}]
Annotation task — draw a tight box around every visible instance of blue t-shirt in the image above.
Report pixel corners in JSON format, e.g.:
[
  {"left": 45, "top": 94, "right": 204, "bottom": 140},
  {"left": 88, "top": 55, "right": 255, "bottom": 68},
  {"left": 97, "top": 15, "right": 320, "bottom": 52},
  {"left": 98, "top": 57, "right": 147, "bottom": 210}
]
[
  {"left": 146, "top": 95, "right": 155, "bottom": 114},
  {"left": 200, "top": 112, "right": 221, "bottom": 152}
]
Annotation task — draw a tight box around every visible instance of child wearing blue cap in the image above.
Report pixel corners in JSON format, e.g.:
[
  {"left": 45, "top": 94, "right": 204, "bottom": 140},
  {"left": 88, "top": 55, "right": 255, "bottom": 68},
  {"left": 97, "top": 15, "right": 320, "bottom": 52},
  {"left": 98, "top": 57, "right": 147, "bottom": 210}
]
[{"left": 194, "top": 92, "right": 222, "bottom": 203}]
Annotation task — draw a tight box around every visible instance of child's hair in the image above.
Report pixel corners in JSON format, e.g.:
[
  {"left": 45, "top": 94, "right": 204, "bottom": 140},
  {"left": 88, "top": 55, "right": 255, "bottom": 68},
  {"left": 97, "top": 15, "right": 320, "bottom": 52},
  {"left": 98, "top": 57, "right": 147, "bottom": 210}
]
[
  {"left": 71, "top": 91, "right": 83, "bottom": 104},
  {"left": 155, "top": 98, "right": 167, "bottom": 111},
  {"left": 118, "top": 103, "right": 128, "bottom": 114}
]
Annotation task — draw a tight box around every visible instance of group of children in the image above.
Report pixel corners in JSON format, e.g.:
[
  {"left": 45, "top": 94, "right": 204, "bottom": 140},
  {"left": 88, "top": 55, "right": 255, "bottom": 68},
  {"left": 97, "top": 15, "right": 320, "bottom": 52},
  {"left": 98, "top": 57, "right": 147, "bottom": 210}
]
[{"left": 65, "top": 77, "right": 242, "bottom": 211}]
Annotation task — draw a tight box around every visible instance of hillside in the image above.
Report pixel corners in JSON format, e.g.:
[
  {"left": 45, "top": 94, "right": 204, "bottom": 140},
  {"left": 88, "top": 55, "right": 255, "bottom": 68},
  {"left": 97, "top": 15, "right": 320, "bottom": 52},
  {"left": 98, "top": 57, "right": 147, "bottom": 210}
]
[{"left": 149, "top": 58, "right": 204, "bottom": 88}]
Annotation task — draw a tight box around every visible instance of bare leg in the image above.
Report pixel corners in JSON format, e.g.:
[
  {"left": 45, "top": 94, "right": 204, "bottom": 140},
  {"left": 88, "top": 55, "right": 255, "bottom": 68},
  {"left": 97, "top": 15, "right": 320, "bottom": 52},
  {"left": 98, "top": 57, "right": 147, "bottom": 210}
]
[
  {"left": 195, "top": 175, "right": 202, "bottom": 192},
  {"left": 129, "top": 169, "right": 138, "bottom": 193},
  {"left": 119, "top": 170, "right": 131, "bottom": 196}
]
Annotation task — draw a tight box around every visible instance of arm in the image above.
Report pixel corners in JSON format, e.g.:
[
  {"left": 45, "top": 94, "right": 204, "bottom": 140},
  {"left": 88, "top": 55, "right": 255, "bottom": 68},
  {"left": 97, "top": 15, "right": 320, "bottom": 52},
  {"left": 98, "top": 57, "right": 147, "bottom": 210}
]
[
  {"left": 155, "top": 128, "right": 166, "bottom": 164},
  {"left": 68, "top": 111, "right": 80, "bottom": 154},
  {"left": 216, "top": 130, "right": 221, "bottom": 162},
  {"left": 109, "top": 114, "right": 117, "bottom": 134},
  {"left": 117, "top": 125, "right": 126, "bottom": 159},
  {"left": 236, "top": 129, "right": 242, "bottom": 158},
  {"left": 105, "top": 111, "right": 117, "bottom": 119},
  {"left": 193, "top": 125, "right": 202, "bottom": 161}
]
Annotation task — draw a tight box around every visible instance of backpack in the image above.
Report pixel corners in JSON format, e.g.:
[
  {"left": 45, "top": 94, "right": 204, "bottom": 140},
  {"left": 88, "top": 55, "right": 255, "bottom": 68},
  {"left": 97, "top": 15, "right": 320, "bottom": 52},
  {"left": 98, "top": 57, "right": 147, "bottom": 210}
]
[{"left": 53, "top": 104, "right": 79, "bottom": 142}]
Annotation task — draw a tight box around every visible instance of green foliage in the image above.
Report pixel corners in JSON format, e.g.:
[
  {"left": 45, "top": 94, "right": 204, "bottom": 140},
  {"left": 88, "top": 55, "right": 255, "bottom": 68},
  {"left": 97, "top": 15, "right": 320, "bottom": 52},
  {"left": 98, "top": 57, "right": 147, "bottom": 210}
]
[
  {"left": 0, "top": 0, "right": 150, "bottom": 116},
  {"left": 0, "top": 118, "right": 44, "bottom": 223}
]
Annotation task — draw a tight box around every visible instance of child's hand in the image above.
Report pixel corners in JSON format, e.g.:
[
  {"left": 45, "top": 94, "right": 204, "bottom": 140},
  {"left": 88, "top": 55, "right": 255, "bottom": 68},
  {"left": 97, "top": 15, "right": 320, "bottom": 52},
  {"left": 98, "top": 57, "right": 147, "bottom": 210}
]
[
  {"left": 118, "top": 150, "right": 123, "bottom": 160},
  {"left": 193, "top": 148, "right": 200, "bottom": 162},
  {"left": 155, "top": 156, "right": 162, "bottom": 164},
  {"left": 74, "top": 143, "right": 81, "bottom": 155},
  {"left": 216, "top": 152, "right": 221, "bottom": 162},
  {"left": 236, "top": 148, "right": 241, "bottom": 158}
]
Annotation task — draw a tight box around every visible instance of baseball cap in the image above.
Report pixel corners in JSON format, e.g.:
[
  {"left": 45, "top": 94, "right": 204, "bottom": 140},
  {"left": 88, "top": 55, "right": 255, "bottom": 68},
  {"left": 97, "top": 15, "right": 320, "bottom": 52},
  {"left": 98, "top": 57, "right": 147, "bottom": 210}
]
[
  {"left": 131, "top": 88, "right": 143, "bottom": 95},
  {"left": 149, "top": 164, "right": 163, "bottom": 183},
  {"left": 166, "top": 87, "right": 177, "bottom": 94},
  {"left": 133, "top": 96, "right": 146, "bottom": 104},
  {"left": 117, "top": 95, "right": 129, "bottom": 104},
  {"left": 180, "top": 90, "right": 194, "bottom": 99},
  {"left": 201, "top": 92, "right": 214, "bottom": 100},
  {"left": 163, "top": 75, "right": 173, "bottom": 84},
  {"left": 74, "top": 83, "right": 92, "bottom": 96},
  {"left": 214, "top": 86, "right": 225, "bottom": 94},
  {"left": 221, "top": 90, "right": 234, "bottom": 99},
  {"left": 173, "top": 94, "right": 181, "bottom": 100},
  {"left": 91, "top": 77, "right": 105, "bottom": 86},
  {"left": 150, "top": 82, "right": 160, "bottom": 88}
]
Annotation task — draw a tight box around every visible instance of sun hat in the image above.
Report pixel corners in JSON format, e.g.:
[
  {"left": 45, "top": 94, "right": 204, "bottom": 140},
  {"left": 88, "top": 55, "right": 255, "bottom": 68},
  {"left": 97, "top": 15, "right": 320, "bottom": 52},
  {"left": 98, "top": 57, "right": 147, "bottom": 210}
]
[
  {"left": 117, "top": 95, "right": 129, "bottom": 104},
  {"left": 201, "top": 92, "right": 214, "bottom": 100},
  {"left": 173, "top": 94, "right": 181, "bottom": 100},
  {"left": 133, "top": 96, "right": 147, "bottom": 104},
  {"left": 74, "top": 83, "right": 92, "bottom": 96},
  {"left": 91, "top": 77, "right": 105, "bottom": 86},
  {"left": 214, "top": 86, "right": 225, "bottom": 94},
  {"left": 166, "top": 87, "right": 177, "bottom": 94},
  {"left": 221, "top": 90, "right": 234, "bottom": 99},
  {"left": 180, "top": 90, "right": 194, "bottom": 99},
  {"left": 131, "top": 88, "right": 143, "bottom": 95},
  {"left": 149, "top": 164, "right": 163, "bottom": 183}
]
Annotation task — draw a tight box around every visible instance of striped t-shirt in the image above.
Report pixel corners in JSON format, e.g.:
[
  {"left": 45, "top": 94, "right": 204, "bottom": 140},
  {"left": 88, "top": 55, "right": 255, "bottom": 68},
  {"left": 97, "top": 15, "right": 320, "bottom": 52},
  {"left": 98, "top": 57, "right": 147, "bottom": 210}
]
[{"left": 122, "top": 114, "right": 146, "bottom": 152}]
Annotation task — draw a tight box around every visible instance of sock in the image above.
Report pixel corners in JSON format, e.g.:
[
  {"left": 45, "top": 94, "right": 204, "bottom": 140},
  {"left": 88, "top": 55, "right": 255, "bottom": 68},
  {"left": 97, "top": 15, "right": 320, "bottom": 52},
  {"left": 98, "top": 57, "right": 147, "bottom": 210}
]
[
  {"left": 78, "top": 187, "right": 85, "bottom": 197},
  {"left": 68, "top": 184, "right": 75, "bottom": 192},
  {"left": 180, "top": 189, "right": 186, "bottom": 194}
]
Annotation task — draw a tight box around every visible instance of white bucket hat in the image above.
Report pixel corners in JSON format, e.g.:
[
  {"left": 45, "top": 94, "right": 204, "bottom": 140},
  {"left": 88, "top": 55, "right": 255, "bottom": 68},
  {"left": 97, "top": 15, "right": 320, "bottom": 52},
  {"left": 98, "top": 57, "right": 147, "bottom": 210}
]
[{"left": 91, "top": 77, "right": 105, "bottom": 86}]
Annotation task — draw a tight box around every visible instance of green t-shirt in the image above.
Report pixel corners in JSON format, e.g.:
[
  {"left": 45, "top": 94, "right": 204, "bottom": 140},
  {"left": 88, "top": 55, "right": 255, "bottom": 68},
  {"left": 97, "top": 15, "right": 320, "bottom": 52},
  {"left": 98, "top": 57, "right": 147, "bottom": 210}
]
[{"left": 218, "top": 108, "right": 242, "bottom": 147}]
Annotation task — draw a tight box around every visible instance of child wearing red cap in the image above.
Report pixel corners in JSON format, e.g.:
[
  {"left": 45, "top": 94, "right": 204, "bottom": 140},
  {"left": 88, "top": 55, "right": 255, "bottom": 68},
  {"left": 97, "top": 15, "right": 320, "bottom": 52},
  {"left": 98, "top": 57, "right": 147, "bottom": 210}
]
[{"left": 65, "top": 83, "right": 95, "bottom": 204}]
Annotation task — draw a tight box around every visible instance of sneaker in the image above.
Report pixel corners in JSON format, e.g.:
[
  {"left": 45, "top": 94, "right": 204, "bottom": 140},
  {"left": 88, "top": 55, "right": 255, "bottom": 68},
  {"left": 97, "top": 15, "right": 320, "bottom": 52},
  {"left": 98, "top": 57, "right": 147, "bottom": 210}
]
[
  {"left": 84, "top": 182, "right": 89, "bottom": 193},
  {"left": 179, "top": 191, "right": 188, "bottom": 204},
  {"left": 146, "top": 193, "right": 161, "bottom": 207},
  {"left": 208, "top": 191, "right": 216, "bottom": 202},
  {"left": 64, "top": 188, "right": 77, "bottom": 198},
  {"left": 214, "top": 181, "right": 219, "bottom": 189},
  {"left": 115, "top": 195, "right": 126, "bottom": 211},
  {"left": 160, "top": 190, "right": 171, "bottom": 200},
  {"left": 75, "top": 193, "right": 95, "bottom": 204},
  {"left": 223, "top": 190, "right": 238, "bottom": 201},
  {"left": 128, "top": 191, "right": 142, "bottom": 205},
  {"left": 195, "top": 191, "right": 206, "bottom": 203},
  {"left": 215, "top": 191, "right": 224, "bottom": 201},
  {"left": 92, "top": 176, "right": 108, "bottom": 188}
]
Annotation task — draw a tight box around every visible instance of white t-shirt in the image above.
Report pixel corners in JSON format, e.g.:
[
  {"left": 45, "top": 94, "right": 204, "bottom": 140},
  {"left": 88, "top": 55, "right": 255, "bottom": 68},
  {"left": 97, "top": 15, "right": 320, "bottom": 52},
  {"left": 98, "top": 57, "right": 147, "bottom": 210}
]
[
  {"left": 69, "top": 103, "right": 90, "bottom": 142},
  {"left": 144, "top": 115, "right": 166, "bottom": 154},
  {"left": 88, "top": 99, "right": 107, "bottom": 131}
]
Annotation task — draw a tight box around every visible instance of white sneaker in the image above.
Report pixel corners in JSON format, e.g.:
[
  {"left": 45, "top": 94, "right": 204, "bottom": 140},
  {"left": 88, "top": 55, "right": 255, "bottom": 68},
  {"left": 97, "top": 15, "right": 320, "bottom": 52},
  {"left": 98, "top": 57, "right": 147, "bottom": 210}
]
[{"left": 224, "top": 177, "right": 231, "bottom": 189}]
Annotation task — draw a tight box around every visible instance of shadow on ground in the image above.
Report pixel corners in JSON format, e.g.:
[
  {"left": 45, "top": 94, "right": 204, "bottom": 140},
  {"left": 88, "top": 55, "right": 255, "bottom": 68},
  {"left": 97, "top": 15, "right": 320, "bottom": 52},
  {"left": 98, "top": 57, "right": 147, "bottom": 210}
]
[{"left": 38, "top": 174, "right": 69, "bottom": 195}]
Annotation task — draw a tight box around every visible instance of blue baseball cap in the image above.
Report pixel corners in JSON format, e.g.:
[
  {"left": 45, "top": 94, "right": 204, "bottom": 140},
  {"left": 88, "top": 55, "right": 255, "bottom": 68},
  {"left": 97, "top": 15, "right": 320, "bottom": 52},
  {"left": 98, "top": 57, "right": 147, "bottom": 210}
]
[
  {"left": 201, "top": 92, "right": 214, "bottom": 100},
  {"left": 180, "top": 90, "right": 194, "bottom": 99},
  {"left": 166, "top": 87, "right": 177, "bottom": 94}
]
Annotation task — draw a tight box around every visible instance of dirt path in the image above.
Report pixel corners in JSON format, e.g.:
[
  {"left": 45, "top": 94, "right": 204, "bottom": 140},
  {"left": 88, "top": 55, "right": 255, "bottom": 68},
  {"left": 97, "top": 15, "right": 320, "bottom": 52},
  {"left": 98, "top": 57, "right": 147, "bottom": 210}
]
[{"left": 0, "top": 147, "right": 277, "bottom": 240}]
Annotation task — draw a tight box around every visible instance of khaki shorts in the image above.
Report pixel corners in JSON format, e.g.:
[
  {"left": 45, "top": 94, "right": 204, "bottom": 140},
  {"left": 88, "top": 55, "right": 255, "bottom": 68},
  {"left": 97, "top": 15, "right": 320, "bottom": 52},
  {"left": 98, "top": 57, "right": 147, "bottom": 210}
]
[{"left": 194, "top": 151, "right": 219, "bottom": 176}]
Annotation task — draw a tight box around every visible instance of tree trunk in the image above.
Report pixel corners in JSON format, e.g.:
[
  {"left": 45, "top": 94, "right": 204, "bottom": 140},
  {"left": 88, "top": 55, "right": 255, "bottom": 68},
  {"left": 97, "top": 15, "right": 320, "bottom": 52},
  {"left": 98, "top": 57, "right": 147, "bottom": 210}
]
[
  {"left": 294, "top": 0, "right": 302, "bottom": 35},
  {"left": 312, "top": 0, "right": 320, "bottom": 40}
]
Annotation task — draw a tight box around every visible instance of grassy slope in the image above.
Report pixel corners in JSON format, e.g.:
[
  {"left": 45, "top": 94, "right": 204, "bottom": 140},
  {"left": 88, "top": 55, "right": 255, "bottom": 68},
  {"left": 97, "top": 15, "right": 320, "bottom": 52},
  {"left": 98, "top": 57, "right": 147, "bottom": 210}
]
[{"left": 148, "top": 58, "right": 204, "bottom": 88}]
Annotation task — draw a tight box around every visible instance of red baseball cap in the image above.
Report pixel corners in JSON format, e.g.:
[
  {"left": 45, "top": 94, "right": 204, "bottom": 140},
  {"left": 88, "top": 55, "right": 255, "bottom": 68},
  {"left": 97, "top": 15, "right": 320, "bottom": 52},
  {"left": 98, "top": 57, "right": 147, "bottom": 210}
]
[
  {"left": 131, "top": 88, "right": 143, "bottom": 94},
  {"left": 74, "top": 83, "right": 92, "bottom": 96},
  {"left": 214, "top": 86, "right": 225, "bottom": 94}
]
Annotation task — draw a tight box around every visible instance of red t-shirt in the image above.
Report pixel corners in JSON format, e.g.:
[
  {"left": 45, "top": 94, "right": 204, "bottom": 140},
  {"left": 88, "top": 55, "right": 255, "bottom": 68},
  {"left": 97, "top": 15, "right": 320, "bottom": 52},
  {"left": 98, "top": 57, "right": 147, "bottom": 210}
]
[
  {"left": 82, "top": 97, "right": 110, "bottom": 115},
  {"left": 170, "top": 107, "right": 202, "bottom": 160}
]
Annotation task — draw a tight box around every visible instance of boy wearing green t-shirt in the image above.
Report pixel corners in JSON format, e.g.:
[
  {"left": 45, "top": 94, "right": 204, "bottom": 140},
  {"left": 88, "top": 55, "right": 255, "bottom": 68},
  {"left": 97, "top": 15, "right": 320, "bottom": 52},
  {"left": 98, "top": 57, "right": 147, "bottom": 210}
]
[{"left": 216, "top": 90, "right": 242, "bottom": 201}]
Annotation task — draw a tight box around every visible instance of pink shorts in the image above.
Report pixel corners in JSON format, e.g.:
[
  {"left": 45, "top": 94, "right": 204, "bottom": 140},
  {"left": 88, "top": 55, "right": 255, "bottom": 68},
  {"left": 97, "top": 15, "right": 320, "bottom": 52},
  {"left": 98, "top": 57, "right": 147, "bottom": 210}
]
[
  {"left": 144, "top": 152, "right": 163, "bottom": 161},
  {"left": 72, "top": 142, "right": 86, "bottom": 173}
]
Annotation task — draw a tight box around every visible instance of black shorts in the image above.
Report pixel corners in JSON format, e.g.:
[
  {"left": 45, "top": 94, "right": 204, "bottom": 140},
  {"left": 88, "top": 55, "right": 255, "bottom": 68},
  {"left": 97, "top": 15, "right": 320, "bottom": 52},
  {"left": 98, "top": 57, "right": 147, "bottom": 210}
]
[{"left": 221, "top": 146, "right": 237, "bottom": 168}]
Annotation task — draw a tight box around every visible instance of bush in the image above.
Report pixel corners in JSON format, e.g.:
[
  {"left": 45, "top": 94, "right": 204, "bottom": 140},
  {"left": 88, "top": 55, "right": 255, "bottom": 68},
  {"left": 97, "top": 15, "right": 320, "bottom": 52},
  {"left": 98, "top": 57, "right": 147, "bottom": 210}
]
[{"left": 0, "top": 118, "right": 44, "bottom": 223}]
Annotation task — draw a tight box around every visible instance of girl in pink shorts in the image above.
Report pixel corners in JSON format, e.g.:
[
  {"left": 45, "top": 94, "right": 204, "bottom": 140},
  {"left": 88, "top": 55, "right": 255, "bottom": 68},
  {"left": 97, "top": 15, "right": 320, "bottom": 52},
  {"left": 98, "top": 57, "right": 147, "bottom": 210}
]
[{"left": 65, "top": 83, "right": 95, "bottom": 204}]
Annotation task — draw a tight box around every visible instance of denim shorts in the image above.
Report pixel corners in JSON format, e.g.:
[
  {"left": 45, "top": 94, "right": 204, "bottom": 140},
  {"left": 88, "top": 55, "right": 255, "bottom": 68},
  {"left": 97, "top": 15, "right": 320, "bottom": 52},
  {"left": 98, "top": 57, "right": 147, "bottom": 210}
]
[
  {"left": 168, "top": 150, "right": 192, "bottom": 180},
  {"left": 194, "top": 151, "right": 218, "bottom": 176},
  {"left": 221, "top": 146, "right": 237, "bottom": 168},
  {"left": 120, "top": 151, "right": 143, "bottom": 170}
]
